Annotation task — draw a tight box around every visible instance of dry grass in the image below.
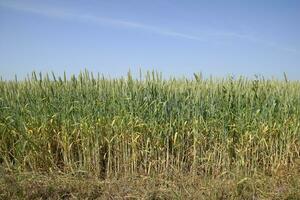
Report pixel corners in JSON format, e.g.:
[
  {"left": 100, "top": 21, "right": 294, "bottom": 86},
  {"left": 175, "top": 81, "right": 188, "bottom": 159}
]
[{"left": 1, "top": 166, "right": 300, "bottom": 199}]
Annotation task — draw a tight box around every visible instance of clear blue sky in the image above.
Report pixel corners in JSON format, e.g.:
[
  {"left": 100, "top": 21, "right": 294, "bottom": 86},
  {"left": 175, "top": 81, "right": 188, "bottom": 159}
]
[{"left": 0, "top": 0, "right": 300, "bottom": 80}]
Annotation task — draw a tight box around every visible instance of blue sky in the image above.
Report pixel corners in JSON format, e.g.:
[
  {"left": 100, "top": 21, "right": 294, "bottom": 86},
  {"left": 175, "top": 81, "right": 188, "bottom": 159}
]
[{"left": 0, "top": 0, "right": 300, "bottom": 80}]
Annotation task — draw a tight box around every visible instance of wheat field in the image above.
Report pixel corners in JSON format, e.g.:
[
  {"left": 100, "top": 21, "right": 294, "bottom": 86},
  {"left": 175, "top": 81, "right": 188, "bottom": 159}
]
[{"left": 0, "top": 71, "right": 299, "bottom": 199}]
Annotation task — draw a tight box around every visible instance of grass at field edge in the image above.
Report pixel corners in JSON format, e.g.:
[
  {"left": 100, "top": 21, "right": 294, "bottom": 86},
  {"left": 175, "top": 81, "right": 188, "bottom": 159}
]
[{"left": 1, "top": 167, "right": 299, "bottom": 200}]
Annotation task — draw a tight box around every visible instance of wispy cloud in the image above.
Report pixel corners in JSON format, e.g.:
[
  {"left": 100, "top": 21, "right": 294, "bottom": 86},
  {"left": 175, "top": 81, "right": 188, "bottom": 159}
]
[
  {"left": 0, "top": 1, "right": 207, "bottom": 42},
  {"left": 0, "top": 0, "right": 299, "bottom": 54},
  {"left": 213, "top": 31, "right": 300, "bottom": 54}
]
